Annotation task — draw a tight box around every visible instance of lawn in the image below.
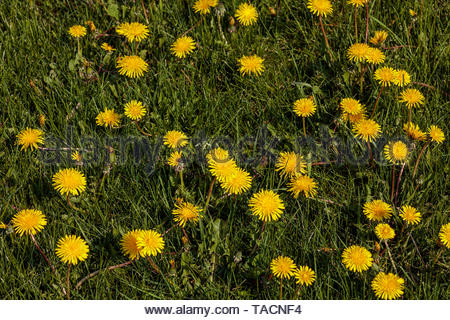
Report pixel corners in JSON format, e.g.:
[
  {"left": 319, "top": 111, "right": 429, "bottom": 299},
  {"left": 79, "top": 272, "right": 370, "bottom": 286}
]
[{"left": 0, "top": 0, "right": 448, "bottom": 299}]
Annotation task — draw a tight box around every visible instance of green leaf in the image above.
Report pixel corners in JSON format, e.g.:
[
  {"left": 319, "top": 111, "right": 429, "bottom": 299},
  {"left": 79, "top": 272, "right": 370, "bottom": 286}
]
[{"left": 106, "top": 0, "right": 119, "bottom": 20}]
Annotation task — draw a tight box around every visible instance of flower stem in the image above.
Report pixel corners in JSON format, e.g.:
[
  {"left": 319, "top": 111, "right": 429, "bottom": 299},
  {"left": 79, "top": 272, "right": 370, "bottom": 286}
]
[
  {"left": 66, "top": 194, "right": 85, "bottom": 213},
  {"left": 302, "top": 117, "right": 306, "bottom": 137},
  {"left": 134, "top": 121, "right": 152, "bottom": 137},
  {"left": 30, "top": 233, "right": 57, "bottom": 275},
  {"left": 408, "top": 108, "right": 412, "bottom": 124},
  {"left": 75, "top": 261, "right": 133, "bottom": 290},
  {"left": 204, "top": 177, "right": 216, "bottom": 212},
  {"left": 279, "top": 277, "right": 283, "bottom": 300},
  {"left": 394, "top": 162, "right": 406, "bottom": 207},
  {"left": 384, "top": 240, "right": 397, "bottom": 274},
  {"left": 140, "top": 0, "right": 149, "bottom": 24},
  {"left": 181, "top": 16, "right": 204, "bottom": 37},
  {"left": 365, "top": 4, "right": 369, "bottom": 43},
  {"left": 66, "top": 264, "right": 72, "bottom": 300},
  {"left": 412, "top": 141, "right": 430, "bottom": 178},
  {"left": 366, "top": 141, "right": 373, "bottom": 163},
  {"left": 354, "top": 6, "right": 358, "bottom": 41},
  {"left": 294, "top": 285, "right": 302, "bottom": 299},
  {"left": 147, "top": 256, "right": 161, "bottom": 273},
  {"left": 179, "top": 169, "right": 184, "bottom": 190},
  {"left": 370, "top": 85, "right": 384, "bottom": 118},
  {"left": 390, "top": 164, "right": 395, "bottom": 202},
  {"left": 318, "top": 16, "right": 333, "bottom": 61}
]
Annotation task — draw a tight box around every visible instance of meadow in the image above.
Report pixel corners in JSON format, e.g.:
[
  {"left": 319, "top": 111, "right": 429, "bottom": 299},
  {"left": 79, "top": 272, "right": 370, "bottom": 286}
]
[{"left": 0, "top": 0, "right": 448, "bottom": 299}]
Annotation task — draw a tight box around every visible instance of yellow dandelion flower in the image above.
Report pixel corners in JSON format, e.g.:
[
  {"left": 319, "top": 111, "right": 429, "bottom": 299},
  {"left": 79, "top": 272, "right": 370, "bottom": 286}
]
[
  {"left": 68, "top": 25, "right": 86, "bottom": 38},
  {"left": 11, "top": 209, "right": 47, "bottom": 237},
  {"left": 399, "top": 205, "right": 421, "bottom": 225},
  {"left": 393, "top": 69, "right": 411, "bottom": 87},
  {"left": 370, "top": 30, "right": 388, "bottom": 45},
  {"left": 428, "top": 125, "right": 445, "bottom": 144},
  {"left": 220, "top": 167, "right": 252, "bottom": 195},
  {"left": 341, "top": 110, "right": 367, "bottom": 124},
  {"left": 85, "top": 20, "right": 96, "bottom": 32},
  {"left": 55, "top": 235, "right": 89, "bottom": 265},
  {"left": 121, "top": 230, "right": 143, "bottom": 260},
  {"left": 124, "top": 100, "right": 147, "bottom": 121},
  {"left": 374, "top": 66, "right": 396, "bottom": 87},
  {"left": 384, "top": 141, "right": 408, "bottom": 164},
  {"left": 400, "top": 88, "right": 425, "bottom": 108},
  {"left": 96, "top": 108, "right": 121, "bottom": 128},
  {"left": 371, "top": 272, "right": 405, "bottom": 300},
  {"left": 39, "top": 114, "right": 46, "bottom": 127},
  {"left": 238, "top": 55, "right": 265, "bottom": 76},
  {"left": 249, "top": 190, "right": 285, "bottom": 222},
  {"left": 17, "top": 128, "right": 44, "bottom": 151},
  {"left": 0, "top": 222, "right": 6, "bottom": 229},
  {"left": 136, "top": 229, "right": 164, "bottom": 257},
  {"left": 294, "top": 266, "right": 316, "bottom": 286},
  {"left": 275, "top": 151, "right": 306, "bottom": 177},
  {"left": 270, "top": 256, "right": 297, "bottom": 279},
  {"left": 101, "top": 42, "right": 115, "bottom": 52},
  {"left": 409, "top": 9, "right": 417, "bottom": 17},
  {"left": 342, "top": 245, "right": 373, "bottom": 272},
  {"left": 288, "top": 174, "right": 317, "bottom": 198},
  {"left": 206, "top": 148, "right": 238, "bottom": 182},
  {"left": 71, "top": 151, "right": 82, "bottom": 162},
  {"left": 209, "top": 158, "right": 238, "bottom": 183},
  {"left": 52, "top": 168, "right": 87, "bottom": 196},
  {"left": 116, "top": 22, "right": 149, "bottom": 42},
  {"left": 117, "top": 55, "right": 148, "bottom": 78},
  {"left": 365, "top": 47, "right": 385, "bottom": 64},
  {"left": 167, "top": 151, "right": 182, "bottom": 167},
  {"left": 193, "top": 0, "right": 218, "bottom": 15},
  {"left": 307, "top": 0, "right": 333, "bottom": 17},
  {"left": 347, "top": 43, "right": 370, "bottom": 62},
  {"left": 235, "top": 3, "right": 259, "bottom": 26},
  {"left": 171, "top": 36, "right": 196, "bottom": 58},
  {"left": 375, "top": 223, "right": 395, "bottom": 241},
  {"left": 172, "top": 200, "right": 202, "bottom": 227},
  {"left": 339, "top": 98, "right": 363, "bottom": 115},
  {"left": 352, "top": 119, "right": 381, "bottom": 142},
  {"left": 403, "top": 123, "right": 426, "bottom": 141},
  {"left": 293, "top": 98, "right": 316, "bottom": 117},
  {"left": 439, "top": 223, "right": 450, "bottom": 248},
  {"left": 347, "top": 0, "right": 369, "bottom": 7},
  {"left": 163, "top": 130, "right": 188, "bottom": 149},
  {"left": 206, "top": 147, "right": 230, "bottom": 164},
  {"left": 363, "top": 199, "right": 393, "bottom": 221}
]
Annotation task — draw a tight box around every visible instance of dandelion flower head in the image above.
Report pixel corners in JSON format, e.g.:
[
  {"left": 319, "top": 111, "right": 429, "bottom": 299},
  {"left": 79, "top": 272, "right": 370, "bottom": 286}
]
[
  {"left": 17, "top": 128, "right": 44, "bottom": 151},
  {"left": 116, "top": 22, "right": 149, "bottom": 42},
  {"left": 55, "top": 235, "right": 89, "bottom": 265},
  {"left": 294, "top": 266, "right": 316, "bottom": 286},
  {"left": 363, "top": 199, "right": 393, "bottom": 221},
  {"left": 235, "top": 3, "right": 259, "bottom": 26},
  {"left": 293, "top": 97, "right": 316, "bottom": 117},
  {"left": 342, "top": 245, "right": 373, "bottom": 272},
  {"left": 275, "top": 151, "right": 306, "bottom": 177},
  {"left": 371, "top": 272, "right": 405, "bottom": 300},
  {"left": 171, "top": 36, "right": 196, "bottom": 58},
  {"left": 11, "top": 209, "right": 47, "bottom": 237},
  {"left": 124, "top": 100, "right": 147, "bottom": 121},
  {"left": 249, "top": 190, "right": 285, "bottom": 222},
  {"left": 238, "top": 55, "right": 265, "bottom": 76},
  {"left": 270, "top": 256, "right": 297, "bottom": 279},
  {"left": 52, "top": 168, "right": 87, "bottom": 196}
]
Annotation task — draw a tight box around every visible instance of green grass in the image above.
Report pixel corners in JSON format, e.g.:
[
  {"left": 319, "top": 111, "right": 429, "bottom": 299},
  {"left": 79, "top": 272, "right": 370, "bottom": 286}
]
[{"left": 0, "top": 0, "right": 448, "bottom": 299}]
